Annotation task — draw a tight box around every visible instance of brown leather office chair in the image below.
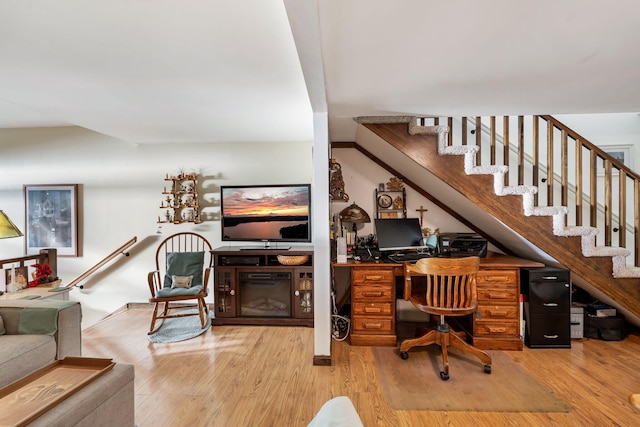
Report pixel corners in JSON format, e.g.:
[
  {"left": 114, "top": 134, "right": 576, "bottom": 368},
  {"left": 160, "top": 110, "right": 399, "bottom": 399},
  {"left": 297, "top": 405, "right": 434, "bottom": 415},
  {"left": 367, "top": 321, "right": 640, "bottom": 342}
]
[
  {"left": 147, "top": 232, "right": 213, "bottom": 334},
  {"left": 399, "top": 257, "right": 491, "bottom": 380}
]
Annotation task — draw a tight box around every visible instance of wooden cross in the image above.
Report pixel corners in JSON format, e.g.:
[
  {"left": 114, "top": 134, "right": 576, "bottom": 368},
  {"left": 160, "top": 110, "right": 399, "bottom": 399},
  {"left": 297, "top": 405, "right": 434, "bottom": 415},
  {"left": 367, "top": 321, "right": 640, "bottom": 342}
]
[{"left": 416, "top": 205, "right": 428, "bottom": 226}]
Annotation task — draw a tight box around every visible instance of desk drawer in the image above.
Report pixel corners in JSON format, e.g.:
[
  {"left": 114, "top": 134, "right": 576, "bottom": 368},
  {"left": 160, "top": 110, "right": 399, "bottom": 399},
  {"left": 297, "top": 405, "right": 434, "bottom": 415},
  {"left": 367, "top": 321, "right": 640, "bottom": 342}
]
[
  {"left": 475, "top": 320, "right": 519, "bottom": 336},
  {"left": 352, "top": 268, "right": 394, "bottom": 284},
  {"left": 477, "top": 285, "right": 518, "bottom": 303},
  {"left": 352, "top": 284, "right": 394, "bottom": 302},
  {"left": 477, "top": 305, "right": 518, "bottom": 320},
  {"left": 353, "top": 302, "right": 393, "bottom": 316},
  {"left": 353, "top": 317, "right": 394, "bottom": 334},
  {"left": 477, "top": 269, "right": 517, "bottom": 285}
]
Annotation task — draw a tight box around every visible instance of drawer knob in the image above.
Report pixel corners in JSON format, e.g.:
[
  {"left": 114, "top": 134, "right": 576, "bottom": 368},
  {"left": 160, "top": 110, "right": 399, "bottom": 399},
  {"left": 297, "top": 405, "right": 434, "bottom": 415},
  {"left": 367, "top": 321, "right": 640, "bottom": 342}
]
[
  {"left": 544, "top": 334, "right": 559, "bottom": 339},
  {"left": 364, "top": 275, "right": 383, "bottom": 281},
  {"left": 364, "top": 307, "right": 383, "bottom": 313},
  {"left": 543, "top": 302, "right": 559, "bottom": 307}
]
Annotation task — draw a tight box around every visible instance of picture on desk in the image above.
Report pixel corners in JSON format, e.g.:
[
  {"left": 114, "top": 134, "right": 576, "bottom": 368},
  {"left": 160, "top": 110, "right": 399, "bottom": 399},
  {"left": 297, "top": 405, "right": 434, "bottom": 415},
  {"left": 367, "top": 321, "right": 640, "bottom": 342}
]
[{"left": 4, "top": 266, "right": 29, "bottom": 291}]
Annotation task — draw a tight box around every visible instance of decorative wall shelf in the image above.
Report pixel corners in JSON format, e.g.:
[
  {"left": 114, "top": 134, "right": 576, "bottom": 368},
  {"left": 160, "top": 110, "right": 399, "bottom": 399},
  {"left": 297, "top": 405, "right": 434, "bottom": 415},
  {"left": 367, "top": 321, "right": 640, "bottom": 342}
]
[
  {"left": 157, "top": 172, "right": 201, "bottom": 224},
  {"left": 375, "top": 178, "right": 406, "bottom": 219}
]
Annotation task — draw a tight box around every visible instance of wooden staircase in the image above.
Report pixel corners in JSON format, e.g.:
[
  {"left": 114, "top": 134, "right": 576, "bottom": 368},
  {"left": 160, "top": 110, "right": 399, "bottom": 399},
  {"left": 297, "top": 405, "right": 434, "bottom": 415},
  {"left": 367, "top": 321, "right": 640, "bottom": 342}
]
[{"left": 358, "top": 118, "right": 640, "bottom": 320}]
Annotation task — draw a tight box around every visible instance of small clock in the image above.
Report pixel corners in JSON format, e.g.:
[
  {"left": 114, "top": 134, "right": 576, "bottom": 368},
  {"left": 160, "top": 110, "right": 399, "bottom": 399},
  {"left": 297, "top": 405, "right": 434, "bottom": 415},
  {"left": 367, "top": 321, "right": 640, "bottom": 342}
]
[{"left": 377, "top": 193, "right": 393, "bottom": 208}]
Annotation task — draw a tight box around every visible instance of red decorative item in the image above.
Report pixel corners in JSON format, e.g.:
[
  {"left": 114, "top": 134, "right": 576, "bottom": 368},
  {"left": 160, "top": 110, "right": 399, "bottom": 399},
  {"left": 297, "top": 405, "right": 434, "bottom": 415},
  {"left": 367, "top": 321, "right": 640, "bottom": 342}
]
[{"left": 28, "top": 263, "right": 55, "bottom": 287}]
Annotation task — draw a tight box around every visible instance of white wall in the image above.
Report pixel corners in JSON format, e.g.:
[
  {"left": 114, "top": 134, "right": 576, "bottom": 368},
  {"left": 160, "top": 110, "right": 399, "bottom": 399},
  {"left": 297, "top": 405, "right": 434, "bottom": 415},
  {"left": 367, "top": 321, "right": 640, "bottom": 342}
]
[
  {"left": 0, "top": 126, "right": 313, "bottom": 328},
  {"left": 330, "top": 148, "right": 474, "bottom": 241}
]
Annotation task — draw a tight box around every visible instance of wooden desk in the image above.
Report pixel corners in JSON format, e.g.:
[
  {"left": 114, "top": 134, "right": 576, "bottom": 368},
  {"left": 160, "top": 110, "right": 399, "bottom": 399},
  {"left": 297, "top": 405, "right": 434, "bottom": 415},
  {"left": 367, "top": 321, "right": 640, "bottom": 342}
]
[{"left": 333, "top": 253, "right": 544, "bottom": 350}]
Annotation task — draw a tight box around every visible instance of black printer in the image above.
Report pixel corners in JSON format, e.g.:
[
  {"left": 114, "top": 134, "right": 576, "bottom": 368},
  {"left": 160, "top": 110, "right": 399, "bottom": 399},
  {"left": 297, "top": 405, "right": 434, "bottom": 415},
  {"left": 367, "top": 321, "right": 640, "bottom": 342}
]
[{"left": 438, "top": 233, "right": 488, "bottom": 258}]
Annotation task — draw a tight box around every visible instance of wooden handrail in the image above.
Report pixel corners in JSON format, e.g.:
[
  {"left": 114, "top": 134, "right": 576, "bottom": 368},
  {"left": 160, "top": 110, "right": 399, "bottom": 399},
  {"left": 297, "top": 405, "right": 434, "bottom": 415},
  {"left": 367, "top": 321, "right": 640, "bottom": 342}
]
[{"left": 66, "top": 236, "right": 137, "bottom": 289}]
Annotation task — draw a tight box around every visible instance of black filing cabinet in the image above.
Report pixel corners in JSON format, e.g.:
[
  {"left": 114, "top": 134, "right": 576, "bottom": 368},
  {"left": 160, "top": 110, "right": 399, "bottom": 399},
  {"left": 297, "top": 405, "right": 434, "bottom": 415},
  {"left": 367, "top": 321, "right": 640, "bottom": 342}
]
[{"left": 521, "top": 267, "right": 571, "bottom": 348}]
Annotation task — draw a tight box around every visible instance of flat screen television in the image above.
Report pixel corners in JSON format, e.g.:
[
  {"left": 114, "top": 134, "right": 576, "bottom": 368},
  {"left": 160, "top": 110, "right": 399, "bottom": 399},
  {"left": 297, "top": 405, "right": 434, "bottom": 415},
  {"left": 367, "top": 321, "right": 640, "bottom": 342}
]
[
  {"left": 374, "top": 218, "right": 427, "bottom": 252},
  {"left": 221, "top": 184, "right": 311, "bottom": 247}
]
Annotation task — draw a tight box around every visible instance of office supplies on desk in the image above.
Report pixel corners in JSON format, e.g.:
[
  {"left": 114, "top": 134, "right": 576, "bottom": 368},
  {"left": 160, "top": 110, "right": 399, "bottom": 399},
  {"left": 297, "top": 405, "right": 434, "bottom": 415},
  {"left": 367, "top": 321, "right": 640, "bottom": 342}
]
[{"left": 438, "top": 232, "right": 488, "bottom": 257}]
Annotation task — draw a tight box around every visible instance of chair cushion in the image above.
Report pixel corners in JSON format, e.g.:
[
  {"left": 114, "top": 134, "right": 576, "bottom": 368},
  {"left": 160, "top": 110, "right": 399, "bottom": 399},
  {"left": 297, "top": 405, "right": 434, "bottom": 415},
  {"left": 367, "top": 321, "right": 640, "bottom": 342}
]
[
  {"left": 157, "top": 285, "right": 203, "bottom": 297},
  {"left": 163, "top": 251, "right": 204, "bottom": 289}
]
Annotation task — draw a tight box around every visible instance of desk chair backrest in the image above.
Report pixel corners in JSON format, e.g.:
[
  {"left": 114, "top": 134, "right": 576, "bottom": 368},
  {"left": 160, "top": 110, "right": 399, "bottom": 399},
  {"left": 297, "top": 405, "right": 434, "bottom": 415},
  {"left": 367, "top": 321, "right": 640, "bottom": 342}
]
[{"left": 404, "top": 256, "right": 480, "bottom": 317}]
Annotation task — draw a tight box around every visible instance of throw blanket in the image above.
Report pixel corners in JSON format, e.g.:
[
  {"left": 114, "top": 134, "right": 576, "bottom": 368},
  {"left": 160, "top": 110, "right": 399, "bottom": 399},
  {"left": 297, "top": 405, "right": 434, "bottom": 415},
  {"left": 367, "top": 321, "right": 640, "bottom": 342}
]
[{"left": 18, "top": 300, "right": 77, "bottom": 336}]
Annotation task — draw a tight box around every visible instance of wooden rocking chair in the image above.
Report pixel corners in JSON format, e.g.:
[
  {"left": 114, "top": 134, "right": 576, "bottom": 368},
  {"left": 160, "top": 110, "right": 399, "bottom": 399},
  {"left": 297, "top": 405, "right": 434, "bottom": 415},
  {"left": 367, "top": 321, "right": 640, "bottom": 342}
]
[{"left": 147, "top": 232, "right": 213, "bottom": 335}]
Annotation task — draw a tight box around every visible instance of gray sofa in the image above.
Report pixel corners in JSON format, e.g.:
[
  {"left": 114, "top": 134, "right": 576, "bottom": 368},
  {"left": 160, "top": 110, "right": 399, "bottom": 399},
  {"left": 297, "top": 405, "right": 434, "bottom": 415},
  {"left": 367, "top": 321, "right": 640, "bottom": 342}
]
[{"left": 0, "top": 299, "right": 135, "bottom": 426}]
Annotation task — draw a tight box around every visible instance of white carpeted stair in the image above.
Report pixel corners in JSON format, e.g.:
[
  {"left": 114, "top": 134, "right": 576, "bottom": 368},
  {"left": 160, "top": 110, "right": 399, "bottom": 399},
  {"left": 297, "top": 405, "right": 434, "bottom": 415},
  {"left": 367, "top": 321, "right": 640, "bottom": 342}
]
[{"left": 356, "top": 115, "right": 640, "bottom": 279}]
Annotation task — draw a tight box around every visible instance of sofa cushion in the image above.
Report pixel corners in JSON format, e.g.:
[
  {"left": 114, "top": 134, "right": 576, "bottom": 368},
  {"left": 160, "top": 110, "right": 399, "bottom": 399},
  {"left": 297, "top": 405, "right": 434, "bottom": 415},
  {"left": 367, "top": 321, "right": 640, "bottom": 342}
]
[
  {"left": 0, "top": 334, "right": 56, "bottom": 388},
  {"left": 28, "top": 363, "right": 135, "bottom": 427}
]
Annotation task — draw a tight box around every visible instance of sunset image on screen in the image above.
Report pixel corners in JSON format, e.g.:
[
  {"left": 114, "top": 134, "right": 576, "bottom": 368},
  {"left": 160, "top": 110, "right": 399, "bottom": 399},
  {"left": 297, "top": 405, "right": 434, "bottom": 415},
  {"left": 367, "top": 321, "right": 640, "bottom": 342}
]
[
  {"left": 221, "top": 185, "right": 311, "bottom": 241},
  {"left": 222, "top": 187, "right": 309, "bottom": 217}
]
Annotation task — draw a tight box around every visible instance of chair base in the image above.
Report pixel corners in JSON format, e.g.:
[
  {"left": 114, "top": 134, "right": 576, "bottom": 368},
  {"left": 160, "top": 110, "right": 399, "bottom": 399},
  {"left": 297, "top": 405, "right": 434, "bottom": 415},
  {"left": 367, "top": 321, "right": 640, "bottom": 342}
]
[
  {"left": 148, "top": 298, "right": 209, "bottom": 335},
  {"left": 399, "top": 323, "right": 492, "bottom": 380}
]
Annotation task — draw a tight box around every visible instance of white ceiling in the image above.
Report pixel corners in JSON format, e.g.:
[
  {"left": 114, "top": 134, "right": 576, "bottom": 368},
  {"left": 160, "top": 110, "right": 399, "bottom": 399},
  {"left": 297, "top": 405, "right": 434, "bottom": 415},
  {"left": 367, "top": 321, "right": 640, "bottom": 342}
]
[{"left": 1, "top": 0, "right": 640, "bottom": 144}]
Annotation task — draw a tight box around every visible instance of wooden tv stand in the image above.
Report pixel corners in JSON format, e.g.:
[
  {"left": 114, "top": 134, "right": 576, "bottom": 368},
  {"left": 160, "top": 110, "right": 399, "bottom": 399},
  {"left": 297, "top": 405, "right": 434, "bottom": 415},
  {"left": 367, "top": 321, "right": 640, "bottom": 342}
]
[{"left": 211, "top": 246, "right": 314, "bottom": 327}]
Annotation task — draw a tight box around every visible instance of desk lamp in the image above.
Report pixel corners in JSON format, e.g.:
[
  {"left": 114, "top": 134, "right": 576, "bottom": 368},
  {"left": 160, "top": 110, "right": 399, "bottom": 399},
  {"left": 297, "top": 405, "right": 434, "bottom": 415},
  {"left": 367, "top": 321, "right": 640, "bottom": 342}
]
[
  {"left": 339, "top": 203, "right": 371, "bottom": 247},
  {"left": 0, "top": 210, "right": 23, "bottom": 239}
]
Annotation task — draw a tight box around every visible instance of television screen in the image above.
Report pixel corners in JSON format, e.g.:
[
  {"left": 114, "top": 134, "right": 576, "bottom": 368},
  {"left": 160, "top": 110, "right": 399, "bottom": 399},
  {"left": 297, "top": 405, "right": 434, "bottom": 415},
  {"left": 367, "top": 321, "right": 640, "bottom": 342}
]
[
  {"left": 221, "top": 184, "right": 311, "bottom": 243},
  {"left": 374, "top": 218, "right": 426, "bottom": 252}
]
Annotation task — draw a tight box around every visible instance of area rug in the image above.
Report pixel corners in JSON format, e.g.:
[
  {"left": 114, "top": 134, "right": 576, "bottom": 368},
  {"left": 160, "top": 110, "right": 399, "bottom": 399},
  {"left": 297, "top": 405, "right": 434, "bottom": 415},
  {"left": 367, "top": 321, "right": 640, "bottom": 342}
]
[
  {"left": 148, "top": 309, "right": 211, "bottom": 343},
  {"left": 373, "top": 345, "right": 571, "bottom": 412}
]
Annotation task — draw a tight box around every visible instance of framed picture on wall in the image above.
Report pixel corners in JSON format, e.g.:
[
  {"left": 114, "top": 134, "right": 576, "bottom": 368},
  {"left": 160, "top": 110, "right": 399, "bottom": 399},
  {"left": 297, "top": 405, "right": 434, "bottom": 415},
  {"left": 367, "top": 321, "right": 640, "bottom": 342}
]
[
  {"left": 24, "top": 184, "right": 79, "bottom": 257},
  {"left": 597, "top": 145, "right": 632, "bottom": 176}
]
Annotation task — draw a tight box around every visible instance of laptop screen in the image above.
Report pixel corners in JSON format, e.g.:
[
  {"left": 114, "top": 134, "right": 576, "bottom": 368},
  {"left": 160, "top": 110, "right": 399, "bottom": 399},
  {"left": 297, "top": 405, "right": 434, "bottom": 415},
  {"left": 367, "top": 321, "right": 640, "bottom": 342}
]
[{"left": 374, "top": 218, "right": 426, "bottom": 252}]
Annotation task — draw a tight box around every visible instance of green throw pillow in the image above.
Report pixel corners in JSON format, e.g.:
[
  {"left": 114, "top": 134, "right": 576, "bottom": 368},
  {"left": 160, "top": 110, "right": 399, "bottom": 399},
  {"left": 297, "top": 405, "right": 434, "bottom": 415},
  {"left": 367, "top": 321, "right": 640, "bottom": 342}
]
[{"left": 163, "top": 252, "right": 205, "bottom": 289}]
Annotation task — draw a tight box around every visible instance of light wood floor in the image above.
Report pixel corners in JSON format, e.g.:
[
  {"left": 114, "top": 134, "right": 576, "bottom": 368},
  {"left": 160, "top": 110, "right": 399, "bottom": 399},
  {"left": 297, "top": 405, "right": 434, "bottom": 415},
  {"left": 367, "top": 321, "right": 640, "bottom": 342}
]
[{"left": 81, "top": 305, "right": 640, "bottom": 426}]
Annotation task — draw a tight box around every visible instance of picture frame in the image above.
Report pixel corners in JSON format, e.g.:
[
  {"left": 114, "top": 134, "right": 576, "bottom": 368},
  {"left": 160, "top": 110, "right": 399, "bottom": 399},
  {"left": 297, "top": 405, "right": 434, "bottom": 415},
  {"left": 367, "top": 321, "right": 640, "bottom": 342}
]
[
  {"left": 5, "top": 266, "right": 29, "bottom": 291},
  {"left": 24, "top": 184, "right": 79, "bottom": 257},
  {"left": 597, "top": 145, "right": 632, "bottom": 176}
]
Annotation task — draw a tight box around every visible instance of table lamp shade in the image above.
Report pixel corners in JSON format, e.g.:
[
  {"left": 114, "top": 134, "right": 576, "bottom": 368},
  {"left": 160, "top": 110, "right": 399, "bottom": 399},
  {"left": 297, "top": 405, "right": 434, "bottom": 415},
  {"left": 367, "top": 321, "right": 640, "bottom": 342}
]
[
  {"left": 0, "top": 210, "right": 23, "bottom": 239},
  {"left": 339, "top": 203, "right": 371, "bottom": 224}
]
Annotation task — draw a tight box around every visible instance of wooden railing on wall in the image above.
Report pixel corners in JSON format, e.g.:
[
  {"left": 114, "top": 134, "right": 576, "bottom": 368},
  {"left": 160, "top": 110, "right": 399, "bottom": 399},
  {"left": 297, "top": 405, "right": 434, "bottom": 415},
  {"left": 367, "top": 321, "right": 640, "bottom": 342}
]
[
  {"left": 66, "top": 236, "right": 137, "bottom": 289},
  {"left": 424, "top": 115, "right": 640, "bottom": 268}
]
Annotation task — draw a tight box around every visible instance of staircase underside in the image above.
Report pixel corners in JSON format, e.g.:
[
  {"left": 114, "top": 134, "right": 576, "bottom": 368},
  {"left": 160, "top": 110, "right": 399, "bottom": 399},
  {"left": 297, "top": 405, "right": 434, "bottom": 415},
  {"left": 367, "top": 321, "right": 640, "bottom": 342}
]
[{"left": 363, "top": 122, "right": 640, "bottom": 320}]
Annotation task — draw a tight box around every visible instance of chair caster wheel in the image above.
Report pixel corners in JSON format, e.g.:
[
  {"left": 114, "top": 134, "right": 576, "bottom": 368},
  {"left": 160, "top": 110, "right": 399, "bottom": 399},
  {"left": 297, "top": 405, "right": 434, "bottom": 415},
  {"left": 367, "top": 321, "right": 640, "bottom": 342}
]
[
  {"left": 484, "top": 364, "right": 492, "bottom": 374},
  {"left": 440, "top": 371, "right": 450, "bottom": 381},
  {"left": 400, "top": 351, "right": 409, "bottom": 360}
]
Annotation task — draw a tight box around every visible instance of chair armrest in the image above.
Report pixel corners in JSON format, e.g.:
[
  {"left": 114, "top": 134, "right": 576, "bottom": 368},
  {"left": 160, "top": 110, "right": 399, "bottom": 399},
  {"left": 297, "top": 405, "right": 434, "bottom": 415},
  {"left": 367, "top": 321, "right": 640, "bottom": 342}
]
[
  {"left": 0, "top": 300, "right": 81, "bottom": 358},
  {"left": 54, "top": 301, "right": 82, "bottom": 358},
  {"left": 148, "top": 270, "right": 160, "bottom": 297},
  {"left": 403, "top": 262, "right": 412, "bottom": 300}
]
